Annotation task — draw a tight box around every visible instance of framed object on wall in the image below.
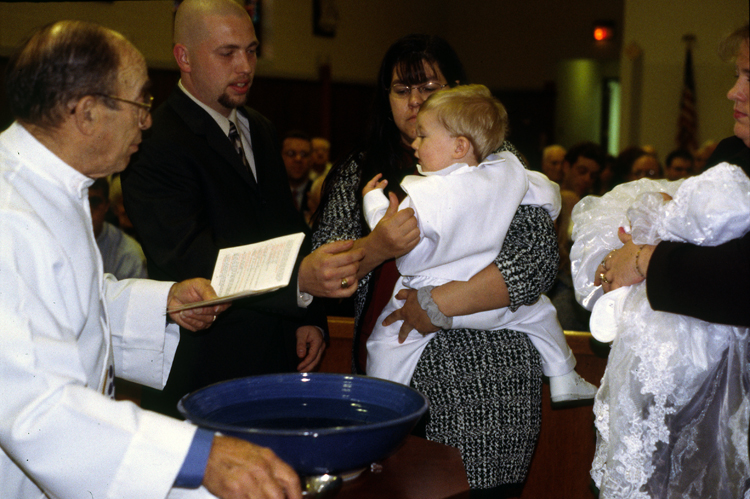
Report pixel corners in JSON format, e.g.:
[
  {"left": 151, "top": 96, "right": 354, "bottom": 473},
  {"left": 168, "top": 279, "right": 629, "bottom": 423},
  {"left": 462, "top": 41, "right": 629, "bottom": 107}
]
[{"left": 313, "top": 0, "right": 337, "bottom": 37}]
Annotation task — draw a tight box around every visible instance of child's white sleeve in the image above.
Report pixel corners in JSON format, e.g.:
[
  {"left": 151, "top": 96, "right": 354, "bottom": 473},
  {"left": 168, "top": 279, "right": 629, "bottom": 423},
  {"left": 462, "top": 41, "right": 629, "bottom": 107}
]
[
  {"left": 362, "top": 188, "right": 390, "bottom": 230},
  {"left": 521, "top": 171, "right": 561, "bottom": 221}
]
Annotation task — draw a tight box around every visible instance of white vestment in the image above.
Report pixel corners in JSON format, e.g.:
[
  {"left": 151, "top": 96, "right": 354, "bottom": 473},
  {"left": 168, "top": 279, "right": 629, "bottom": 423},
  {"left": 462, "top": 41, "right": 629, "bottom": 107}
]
[{"left": 0, "top": 122, "right": 217, "bottom": 499}]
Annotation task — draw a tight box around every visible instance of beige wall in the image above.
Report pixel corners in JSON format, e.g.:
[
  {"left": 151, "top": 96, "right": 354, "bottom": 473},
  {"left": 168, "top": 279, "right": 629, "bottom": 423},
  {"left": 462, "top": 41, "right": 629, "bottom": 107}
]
[
  {"left": 619, "top": 0, "right": 747, "bottom": 155},
  {"left": 0, "top": 0, "right": 620, "bottom": 88},
  {"left": 442, "top": 0, "right": 623, "bottom": 90},
  {"left": 0, "top": 1, "right": 176, "bottom": 66},
  {"left": 0, "top": 0, "right": 443, "bottom": 82}
]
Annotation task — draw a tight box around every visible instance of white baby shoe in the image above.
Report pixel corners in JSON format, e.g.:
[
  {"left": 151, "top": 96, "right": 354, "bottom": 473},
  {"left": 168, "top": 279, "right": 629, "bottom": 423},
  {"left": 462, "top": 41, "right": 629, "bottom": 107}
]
[
  {"left": 589, "top": 286, "right": 630, "bottom": 343},
  {"left": 549, "top": 371, "right": 598, "bottom": 404}
]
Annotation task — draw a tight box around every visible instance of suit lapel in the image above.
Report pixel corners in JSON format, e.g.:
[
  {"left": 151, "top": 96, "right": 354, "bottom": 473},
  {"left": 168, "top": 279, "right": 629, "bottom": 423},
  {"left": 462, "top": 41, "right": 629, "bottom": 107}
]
[{"left": 169, "top": 89, "right": 259, "bottom": 190}]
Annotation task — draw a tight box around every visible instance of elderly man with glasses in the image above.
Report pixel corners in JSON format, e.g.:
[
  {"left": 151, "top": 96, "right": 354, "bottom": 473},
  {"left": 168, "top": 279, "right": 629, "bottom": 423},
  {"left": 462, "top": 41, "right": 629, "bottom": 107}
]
[{"left": 0, "top": 19, "right": 302, "bottom": 499}]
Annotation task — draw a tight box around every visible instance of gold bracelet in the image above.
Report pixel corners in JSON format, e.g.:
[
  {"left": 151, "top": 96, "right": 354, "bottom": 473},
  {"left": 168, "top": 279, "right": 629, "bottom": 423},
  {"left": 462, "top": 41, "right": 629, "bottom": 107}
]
[{"left": 634, "top": 245, "right": 647, "bottom": 279}]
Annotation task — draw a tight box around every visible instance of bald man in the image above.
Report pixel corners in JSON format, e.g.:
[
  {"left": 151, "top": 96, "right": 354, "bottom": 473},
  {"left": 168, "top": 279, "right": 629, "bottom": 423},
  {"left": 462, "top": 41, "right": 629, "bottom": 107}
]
[
  {"left": 541, "top": 144, "right": 566, "bottom": 184},
  {"left": 122, "top": 0, "right": 363, "bottom": 418}
]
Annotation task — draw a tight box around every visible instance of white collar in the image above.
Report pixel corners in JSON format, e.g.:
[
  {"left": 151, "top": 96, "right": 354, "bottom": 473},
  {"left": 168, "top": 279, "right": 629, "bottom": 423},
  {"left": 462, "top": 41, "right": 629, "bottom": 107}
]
[
  {"left": 178, "top": 80, "right": 243, "bottom": 135},
  {"left": 6, "top": 122, "right": 93, "bottom": 199},
  {"left": 416, "top": 155, "right": 506, "bottom": 176}
]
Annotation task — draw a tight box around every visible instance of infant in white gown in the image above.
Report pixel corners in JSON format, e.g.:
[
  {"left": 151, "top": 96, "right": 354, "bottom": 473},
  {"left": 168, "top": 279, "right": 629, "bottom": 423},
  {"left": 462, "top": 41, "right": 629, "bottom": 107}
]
[{"left": 570, "top": 163, "right": 750, "bottom": 499}]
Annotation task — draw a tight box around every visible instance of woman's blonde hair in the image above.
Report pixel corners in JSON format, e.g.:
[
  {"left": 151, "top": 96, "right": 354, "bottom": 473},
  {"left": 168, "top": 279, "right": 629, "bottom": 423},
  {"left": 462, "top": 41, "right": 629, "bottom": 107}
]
[
  {"left": 718, "top": 23, "right": 749, "bottom": 62},
  {"left": 420, "top": 84, "right": 508, "bottom": 162}
]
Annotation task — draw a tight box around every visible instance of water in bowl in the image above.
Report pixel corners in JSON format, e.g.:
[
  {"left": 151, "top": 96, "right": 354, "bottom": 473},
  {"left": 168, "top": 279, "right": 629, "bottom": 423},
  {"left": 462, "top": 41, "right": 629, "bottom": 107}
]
[{"left": 206, "top": 397, "right": 404, "bottom": 430}]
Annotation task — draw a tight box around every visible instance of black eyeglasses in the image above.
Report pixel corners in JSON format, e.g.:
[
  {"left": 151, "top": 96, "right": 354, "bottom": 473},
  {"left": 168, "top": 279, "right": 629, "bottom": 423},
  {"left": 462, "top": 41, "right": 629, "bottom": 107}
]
[
  {"left": 283, "top": 149, "right": 311, "bottom": 159},
  {"left": 389, "top": 81, "right": 447, "bottom": 98},
  {"left": 96, "top": 93, "right": 154, "bottom": 127}
]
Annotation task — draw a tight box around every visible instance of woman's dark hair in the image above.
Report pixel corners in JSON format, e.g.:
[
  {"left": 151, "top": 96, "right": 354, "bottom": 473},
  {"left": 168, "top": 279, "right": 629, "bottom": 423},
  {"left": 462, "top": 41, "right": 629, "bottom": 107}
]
[
  {"left": 315, "top": 35, "right": 466, "bottom": 227},
  {"left": 5, "top": 20, "right": 122, "bottom": 127},
  {"left": 360, "top": 34, "right": 467, "bottom": 194}
]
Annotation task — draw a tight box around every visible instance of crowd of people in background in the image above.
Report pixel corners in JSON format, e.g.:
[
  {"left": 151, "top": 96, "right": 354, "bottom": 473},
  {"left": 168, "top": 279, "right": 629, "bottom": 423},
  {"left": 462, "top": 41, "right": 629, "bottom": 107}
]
[{"left": 534, "top": 139, "right": 730, "bottom": 331}]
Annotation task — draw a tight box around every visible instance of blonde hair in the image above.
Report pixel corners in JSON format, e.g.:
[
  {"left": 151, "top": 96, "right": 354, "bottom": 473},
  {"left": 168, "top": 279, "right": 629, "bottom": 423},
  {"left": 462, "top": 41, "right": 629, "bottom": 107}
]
[
  {"left": 718, "top": 23, "right": 749, "bottom": 62},
  {"left": 420, "top": 84, "right": 508, "bottom": 162}
]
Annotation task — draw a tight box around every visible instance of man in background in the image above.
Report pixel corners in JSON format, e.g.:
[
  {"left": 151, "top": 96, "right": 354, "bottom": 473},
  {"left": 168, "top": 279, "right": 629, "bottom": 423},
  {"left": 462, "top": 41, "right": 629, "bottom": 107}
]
[
  {"left": 541, "top": 144, "right": 566, "bottom": 184},
  {"left": 552, "top": 142, "right": 605, "bottom": 331},
  {"left": 89, "top": 177, "right": 148, "bottom": 279},
  {"left": 664, "top": 148, "right": 694, "bottom": 180},
  {"left": 282, "top": 130, "right": 313, "bottom": 215},
  {"left": 310, "top": 136, "right": 332, "bottom": 181}
]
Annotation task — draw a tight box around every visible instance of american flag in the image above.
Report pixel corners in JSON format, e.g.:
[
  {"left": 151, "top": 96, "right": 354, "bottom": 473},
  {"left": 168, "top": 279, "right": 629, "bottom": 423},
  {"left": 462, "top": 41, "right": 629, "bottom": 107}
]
[{"left": 676, "top": 45, "right": 698, "bottom": 151}]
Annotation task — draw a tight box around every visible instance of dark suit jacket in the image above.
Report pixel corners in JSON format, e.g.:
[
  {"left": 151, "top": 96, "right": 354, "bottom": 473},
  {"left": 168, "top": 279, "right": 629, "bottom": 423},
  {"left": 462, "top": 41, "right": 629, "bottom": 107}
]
[{"left": 122, "top": 87, "right": 327, "bottom": 417}]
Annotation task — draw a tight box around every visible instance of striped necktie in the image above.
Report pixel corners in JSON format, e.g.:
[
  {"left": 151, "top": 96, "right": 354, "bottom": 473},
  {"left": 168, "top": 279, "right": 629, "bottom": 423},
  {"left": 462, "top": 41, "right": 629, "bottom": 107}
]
[{"left": 228, "top": 121, "right": 251, "bottom": 172}]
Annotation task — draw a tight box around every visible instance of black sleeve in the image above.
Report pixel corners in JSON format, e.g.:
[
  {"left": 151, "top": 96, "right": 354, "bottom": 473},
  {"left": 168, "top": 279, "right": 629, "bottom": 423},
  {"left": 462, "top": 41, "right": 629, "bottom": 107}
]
[{"left": 646, "top": 232, "right": 750, "bottom": 327}]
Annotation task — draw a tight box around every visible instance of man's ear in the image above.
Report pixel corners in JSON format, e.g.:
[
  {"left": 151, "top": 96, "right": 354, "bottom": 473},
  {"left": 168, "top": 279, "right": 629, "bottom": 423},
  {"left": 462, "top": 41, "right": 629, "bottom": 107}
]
[
  {"left": 174, "top": 44, "right": 191, "bottom": 73},
  {"left": 70, "top": 96, "right": 99, "bottom": 135}
]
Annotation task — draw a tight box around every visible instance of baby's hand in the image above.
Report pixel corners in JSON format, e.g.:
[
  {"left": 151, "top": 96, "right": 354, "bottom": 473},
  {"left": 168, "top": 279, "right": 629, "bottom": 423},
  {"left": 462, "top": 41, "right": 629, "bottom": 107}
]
[{"left": 363, "top": 173, "right": 388, "bottom": 196}]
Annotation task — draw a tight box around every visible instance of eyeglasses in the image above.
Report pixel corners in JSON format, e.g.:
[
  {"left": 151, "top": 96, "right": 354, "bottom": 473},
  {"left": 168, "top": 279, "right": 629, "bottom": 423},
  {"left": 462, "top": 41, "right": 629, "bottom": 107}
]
[
  {"left": 283, "top": 149, "right": 311, "bottom": 159},
  {"left": 389, "top": 81, "right": 447, "bottom": 98},
  {"left": 633, "top": 169, "right": 660, "bottom": 179},
  {"left": 96, "top": 93, "right": 154, "bottom": 128}
]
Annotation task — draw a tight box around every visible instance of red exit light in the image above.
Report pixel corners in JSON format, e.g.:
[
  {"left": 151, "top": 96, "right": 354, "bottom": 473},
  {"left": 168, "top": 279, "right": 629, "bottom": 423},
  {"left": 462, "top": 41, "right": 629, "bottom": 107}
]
[{"left": 594, "top": 23, "right": 614, "bottom": 41}]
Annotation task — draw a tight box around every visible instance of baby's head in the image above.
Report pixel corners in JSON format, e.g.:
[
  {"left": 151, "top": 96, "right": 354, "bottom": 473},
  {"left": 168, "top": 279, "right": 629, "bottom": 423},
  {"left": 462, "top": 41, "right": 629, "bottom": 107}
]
[{"left": 413, "top": 84, "right": 508, "bottom": 172}]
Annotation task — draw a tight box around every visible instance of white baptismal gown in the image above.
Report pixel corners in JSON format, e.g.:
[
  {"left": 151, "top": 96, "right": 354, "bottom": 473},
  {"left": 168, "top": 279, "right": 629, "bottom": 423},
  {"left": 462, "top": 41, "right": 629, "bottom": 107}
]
[{"left": 570, "top": 163, "right": 750, "bottom": 499}]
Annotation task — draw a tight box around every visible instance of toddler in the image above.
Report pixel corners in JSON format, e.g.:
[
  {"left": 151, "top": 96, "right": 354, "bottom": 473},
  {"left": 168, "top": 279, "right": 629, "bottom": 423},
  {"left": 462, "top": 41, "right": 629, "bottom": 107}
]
[{"left": 363, "top": 84, "right": 597, "bottom": 403}]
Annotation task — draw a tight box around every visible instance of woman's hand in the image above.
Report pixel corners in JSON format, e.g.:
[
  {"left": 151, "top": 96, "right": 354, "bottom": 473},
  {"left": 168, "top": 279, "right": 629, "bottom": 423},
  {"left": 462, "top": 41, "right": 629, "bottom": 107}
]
[
  {"left": 384, "top": 264, "right": 511, "bottom": 340},
  {"left": 369, "top": 192, "right": 420, "bottom": 260},
  {"left": 595, "top": 228, "right": 655, "bottom": 292},
  {"left": 382, "top": 288, "right": 439, "bottom": 342}
]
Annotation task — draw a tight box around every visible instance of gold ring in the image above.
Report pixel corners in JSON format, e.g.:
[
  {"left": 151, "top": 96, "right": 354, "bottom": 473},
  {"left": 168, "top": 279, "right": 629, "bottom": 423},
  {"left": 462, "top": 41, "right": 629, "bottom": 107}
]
[
  {"left": 341, "top": 278, "right": 349, "bottom": 289},
  {"left": 600, "top": 273, "right": 609, "bottom": 284}
]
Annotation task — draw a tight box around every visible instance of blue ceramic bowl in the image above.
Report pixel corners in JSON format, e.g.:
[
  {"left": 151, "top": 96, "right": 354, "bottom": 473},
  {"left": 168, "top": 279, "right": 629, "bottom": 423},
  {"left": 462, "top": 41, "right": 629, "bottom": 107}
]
[{"left": 178, "top": 373, "right": 429, "bottom": 476}]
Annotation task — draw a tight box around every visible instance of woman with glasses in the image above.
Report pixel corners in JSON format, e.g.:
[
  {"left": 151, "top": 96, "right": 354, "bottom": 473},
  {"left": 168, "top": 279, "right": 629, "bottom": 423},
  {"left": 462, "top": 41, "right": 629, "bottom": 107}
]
[{"left": 312, "top": 34, "right": 559, "bottom": 497}]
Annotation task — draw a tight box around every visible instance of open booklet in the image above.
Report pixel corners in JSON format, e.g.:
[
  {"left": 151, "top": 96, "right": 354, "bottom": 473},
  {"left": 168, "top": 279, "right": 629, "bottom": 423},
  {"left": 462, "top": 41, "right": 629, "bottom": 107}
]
[{"left": 167, "top": 232, "right": 306, "bottom": 313}]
